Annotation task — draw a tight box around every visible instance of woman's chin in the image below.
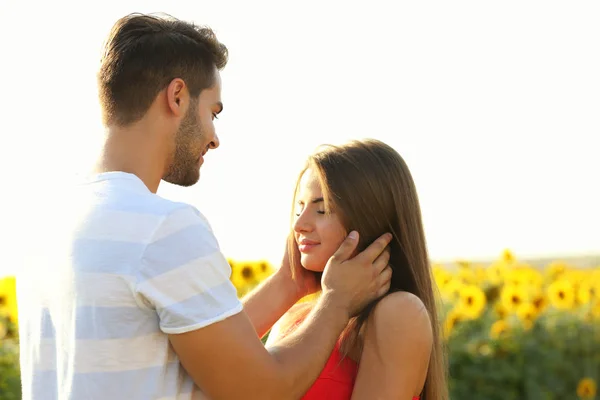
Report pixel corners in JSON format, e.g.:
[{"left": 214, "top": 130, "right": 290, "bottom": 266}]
[
  {"left": 303, "top": 266, "right": 325, "bottom": 273},
  {"left": 300, "top": 256, "right": 326, "bottom": 272}
]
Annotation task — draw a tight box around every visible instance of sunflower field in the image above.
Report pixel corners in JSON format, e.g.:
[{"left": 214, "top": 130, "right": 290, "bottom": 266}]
[
  {"left": 435, "top": 250, "right": 600, "bottom": 400},
  {"left": 1, "top": 252, "right": 599, "bottom": 400},
  {"left": 228, "top": 253, "right": 600, "bottom": 399}
]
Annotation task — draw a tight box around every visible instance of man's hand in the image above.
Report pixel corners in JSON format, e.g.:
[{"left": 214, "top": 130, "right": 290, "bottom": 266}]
[{"left": 321, "top": 231, "right": 393, "bottom": 318}]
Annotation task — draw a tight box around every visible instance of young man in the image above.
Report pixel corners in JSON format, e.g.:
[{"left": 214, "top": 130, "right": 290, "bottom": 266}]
[{"left": 18, "top": 13, "right": 392, "bottom": 400}]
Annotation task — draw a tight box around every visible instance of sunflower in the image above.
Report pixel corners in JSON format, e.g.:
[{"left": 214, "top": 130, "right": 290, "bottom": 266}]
[
  {"left": 545, "top": 261, "right": 567, "bottom": 281},
  {"left": 548, "top": 280, "right": 576, "bottom": 310},
  {"left": 576, "top": 377, "right": 597, "bottom": 399},
  {"left": 473, "top": 265, "right": 487, "bottom": 284},
  {"left": 500, "top": 249, "right": 516, "bottom": 265},
  {"left": 590, "top": 300, "right": 600, "bottom": 320},
  {"left": 592, "top": 279, "right": 600, "bottom": 304},
  {"left": 443, "top": 309, "right": 462, "bottom": 339},
  {"left": 0, "top": 318, "right": 7, "bottom": 340},
  {"left": 0, "top": 276, "right": 18, "bottom": 325},
  {"left": 531, "top": 292, "right": 548, "bottom": 314},
  {"left": 457, "top": 285, "right": 487, "bottom": 320},
  {"left": 494, "top": 302, "right": 509, "bottom": 319},
  {"left": 230, "top": 261, "right": 259, "bottom": 290},
  {"left": 255, "top": 260, "right": 275, "bottom": 280},
  {"left": 577, "top": 283, "right": 595, "bottom": 305},
  {"left": 433, "top": 268, "right": 453, "bottom": 290},
  {"left": 516, "top": 302, "right": 537, "bottom": 330},
  {"left": 521, "top": 267, "right": 543, "bottom": 288},
  {"left": 441, "top": 279, "right": 464, "bottom": 302},
  {"left": 591, "top": 270, "right": 600, "bottom": 288},
  {"left": 565, "top": 270, "right": 587, "bottom": 285},
  {"left": 241, "top": 263, "right": 258, "bottom": 282},
  {"left": 500, "top": 284, "right": 528, "bottom": 312},
  {"left": 486, "top": 261, "right": 507, "bottom": 285},
  {"left": 490, "top": 319, "right": 510, "bottom": 339},
  {"left": 457, "top": 267, "right": 477, "bottom": 285},
  {"left": 504, "top": 268, "right": 523, "bottom": 287}
]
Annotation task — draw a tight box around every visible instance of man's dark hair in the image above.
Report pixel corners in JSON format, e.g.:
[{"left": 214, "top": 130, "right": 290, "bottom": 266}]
[{"left": 98, "top": 13, "right": 228, "bottom": 127}]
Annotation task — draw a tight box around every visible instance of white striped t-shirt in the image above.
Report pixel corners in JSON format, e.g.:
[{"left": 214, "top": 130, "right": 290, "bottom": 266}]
[{"left": 17, "top": 171, "right": 243, "bottom": 400}]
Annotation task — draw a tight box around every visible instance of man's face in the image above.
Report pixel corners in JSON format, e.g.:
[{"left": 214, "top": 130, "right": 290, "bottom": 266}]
[{"left": 163, "top": 72, "right": 223, "bottom": 186}]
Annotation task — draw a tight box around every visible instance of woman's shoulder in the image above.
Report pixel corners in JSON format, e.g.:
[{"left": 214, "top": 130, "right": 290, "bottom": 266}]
[
  {"left": 365, "top": 291, "right": 432, "bottom": 351},
  {"left": 355, "top": 292, "right": 432, "bottom": 398},
  {"left": 374, "top": 291, "right": 429, "bottom": 321}
]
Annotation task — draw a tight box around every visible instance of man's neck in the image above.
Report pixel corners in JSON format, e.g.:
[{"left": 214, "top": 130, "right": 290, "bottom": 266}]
[{"left": 94, "top": 126, "right": 166, "bottom": 194}]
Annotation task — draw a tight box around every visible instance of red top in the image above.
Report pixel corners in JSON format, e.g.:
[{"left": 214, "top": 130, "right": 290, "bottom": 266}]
[
  {"left": 277, "top": 305, "right": 420, "bottom": 400},
  {"left": 300, "top": 341, "right": 359, "bottom": 400}
]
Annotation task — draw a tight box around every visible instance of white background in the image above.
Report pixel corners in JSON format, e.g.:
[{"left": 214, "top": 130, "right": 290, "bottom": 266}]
[{"left": 1, "top": 0, "right": 598, "bottom": 276}]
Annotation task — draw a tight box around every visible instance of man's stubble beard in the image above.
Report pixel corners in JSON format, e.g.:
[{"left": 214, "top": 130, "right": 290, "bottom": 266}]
[{"left": 163, "top": 105, "right": 203, "bottom": 187}]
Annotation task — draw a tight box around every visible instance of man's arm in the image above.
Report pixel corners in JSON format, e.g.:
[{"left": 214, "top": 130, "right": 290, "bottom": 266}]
[
  {"left": 170, "top": 291, "right": 349, "bottom": 400},
  {"left": 168, "top": 231, "right": 392, "bottom": 400}
]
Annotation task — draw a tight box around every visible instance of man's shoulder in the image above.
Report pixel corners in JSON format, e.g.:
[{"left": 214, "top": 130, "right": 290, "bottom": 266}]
[
  {"left": 69, "top": 171, "right": 206, "bottom": 220},
  {"left": 105, "top": 196, "right": 217, "bottom": 253},
  {"left": 49, "top": 176, "right": 215, "bottom": 249},
  {"left": 147, "top": 204, "right": 212, "bottom": 241},
  {"left": 76, "top": 175, "right": 210, "bottom": 227}
]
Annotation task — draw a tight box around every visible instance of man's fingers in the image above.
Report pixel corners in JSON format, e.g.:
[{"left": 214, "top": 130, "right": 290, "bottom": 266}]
[
  {"left": 331, "top": 231, "right": 360, "bottom": 263},
  {"left": 372, "top": 246, "right": 391, "bottom": 274},
  {"left": 376, "top": 266, "right": 393, "bottom": 297},
  {"left": 377, "top": 280, "right": 392, "bottom": 298},
  {"left": 380, "top": 265, "right": 393, "bottom": 283},
  {"left": 357, "top": 233, "right": 392, "bottom": 263}
]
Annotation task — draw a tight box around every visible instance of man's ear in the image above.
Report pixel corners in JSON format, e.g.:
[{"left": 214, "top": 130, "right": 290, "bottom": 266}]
[{"left": 166, "top": 78, "right": 189, "bottom": 117}]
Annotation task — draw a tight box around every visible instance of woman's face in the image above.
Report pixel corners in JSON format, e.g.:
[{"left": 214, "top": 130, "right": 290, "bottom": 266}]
[{"left": 293, "top": 169, "right": 347, "bottom": 272}]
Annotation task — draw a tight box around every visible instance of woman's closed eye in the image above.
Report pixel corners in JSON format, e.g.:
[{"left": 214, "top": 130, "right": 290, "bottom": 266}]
[
  {"left": 294, "top": 203, "right": 326, "bottom": 216},
  {"left": 295, "top": 210, "right": 326, "bottom": 216}
]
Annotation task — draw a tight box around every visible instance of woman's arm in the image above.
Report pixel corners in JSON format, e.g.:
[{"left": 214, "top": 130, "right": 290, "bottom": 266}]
[
  {"left": 242, "top": 269, "right": 303, "bottom": 339},
  {"left": 351, "top": 292, "right": 433, "bottom": 400}
]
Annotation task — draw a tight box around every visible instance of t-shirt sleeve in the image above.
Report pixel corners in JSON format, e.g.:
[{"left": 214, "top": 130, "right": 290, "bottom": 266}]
[{"left": 135, "top": 205, "right": 243, "bottom": 334}]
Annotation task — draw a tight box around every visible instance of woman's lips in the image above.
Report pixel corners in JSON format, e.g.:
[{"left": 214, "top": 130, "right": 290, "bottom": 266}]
[{"left": 298, "top": 239, "right": 320, "bottom": 253}]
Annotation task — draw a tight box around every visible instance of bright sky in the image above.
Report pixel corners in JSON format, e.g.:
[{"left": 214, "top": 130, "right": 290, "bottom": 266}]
[{"left": 1, "top": 1, "right": 598, "bottom": 277}]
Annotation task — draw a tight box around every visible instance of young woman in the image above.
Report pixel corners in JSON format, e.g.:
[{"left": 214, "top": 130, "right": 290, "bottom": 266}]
[{"left": 267, "top": 139, "right": 448, "bottom": 400}]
